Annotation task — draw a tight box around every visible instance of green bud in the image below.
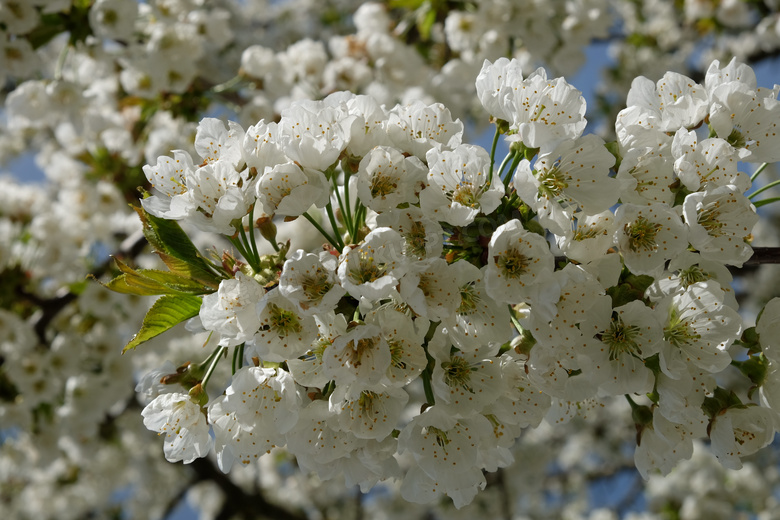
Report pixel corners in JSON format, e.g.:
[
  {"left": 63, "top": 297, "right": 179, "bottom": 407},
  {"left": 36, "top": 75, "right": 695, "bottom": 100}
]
[{"left": 188, "top": 383, "right": 209, "bottom": 407}]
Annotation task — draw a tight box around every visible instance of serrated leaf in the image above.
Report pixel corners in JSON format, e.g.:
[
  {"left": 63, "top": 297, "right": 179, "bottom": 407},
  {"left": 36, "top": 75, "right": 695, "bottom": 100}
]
[
  {"left": 132, "top": 205, "right": 222, "bottom": 286},
  {"left": 133, "top": 205, "right": 201, "bottom": 259},
  {"left": 157, "top": 252, "right": 221, "bottom": 289},
  {"left": 123, "top": 295, "right": 202, "bottom": 353},
  {"left": 101, "top": 257, "right": 212, "bottom": 296}
]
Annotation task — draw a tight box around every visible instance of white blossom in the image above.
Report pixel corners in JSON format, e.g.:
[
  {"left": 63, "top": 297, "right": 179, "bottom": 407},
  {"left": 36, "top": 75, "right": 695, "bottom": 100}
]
[{"left": 141, "top": 392, "right": 212, "bottom": 464}]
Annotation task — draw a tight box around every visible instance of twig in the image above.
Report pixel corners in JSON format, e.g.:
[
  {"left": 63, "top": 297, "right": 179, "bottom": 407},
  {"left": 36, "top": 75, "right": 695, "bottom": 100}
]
[{"left": 30, "top": 230, "right": 148, "bottom": 344}]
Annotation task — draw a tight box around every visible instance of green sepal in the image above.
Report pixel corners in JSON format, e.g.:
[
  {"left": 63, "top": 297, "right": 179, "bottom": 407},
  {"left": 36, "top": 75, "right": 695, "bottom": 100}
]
[
  {"left": 732, "top": 355, "right": 768, "bottom": 400},
  {"left": 740, "top": 326, "right": 762, "bottom": 355},
  {"left": 702, "top": 387, "right": 743, "bottom": 419},
  {"left": 122, "top": 294, "right": 202, "bottom": 353},
  {"left": 100, "top": 257, "right": 212, "bottom": 296},
  {"left": 605, "top": 141, "right": 622, "bottom": 171},
  {"left": 606, "top": 273, "right": 654, "bottom": 308}
]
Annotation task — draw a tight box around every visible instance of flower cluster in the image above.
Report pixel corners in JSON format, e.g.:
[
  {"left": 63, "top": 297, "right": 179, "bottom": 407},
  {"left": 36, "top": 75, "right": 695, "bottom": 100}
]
[
  {"left": 130, "top": 56, "right": 780, "bottom": 508},
  {"left": 2, "top": 1, "right": 780, "bottom": 518}
]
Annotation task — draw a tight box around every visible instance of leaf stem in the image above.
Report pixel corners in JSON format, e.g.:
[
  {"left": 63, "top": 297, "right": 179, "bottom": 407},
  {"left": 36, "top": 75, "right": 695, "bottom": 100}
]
[
  {"left": 211, "top": 75, "right": 243, "bottom": 93},
  {"left": 247, "top": 203, "right": 262, "bottom": 261},
  {"left": 331, "top": 174, "right": 351, "bottom": 238},
  {"left": 750, "top": 162, "right": 769, "bottom": 182},
  {"left": 749, "top": 179, "right": 780, "bottom": 200},
  {"left": 303, "top": 212, "right": 342, "bottom": 250},
  {"left": 202, "top": 346, "right": 226, "bottom": 391},
  {"left": 753, "top": 197, "right": 780, "bottom": 208},
  {"left": 54, "top": 42, "right": 70, "bottom": 81},
  {"left": 325, "top": 202, "right": 346, "bottom": 250},
  {"left": 488, "top": 127, "right": 500, "bottom": 184}
]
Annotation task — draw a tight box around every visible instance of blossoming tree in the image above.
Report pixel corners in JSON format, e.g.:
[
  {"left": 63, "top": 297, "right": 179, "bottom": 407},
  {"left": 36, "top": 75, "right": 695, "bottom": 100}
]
[{"left": 2, "top": 1, "right": 780, "bottom": 519}]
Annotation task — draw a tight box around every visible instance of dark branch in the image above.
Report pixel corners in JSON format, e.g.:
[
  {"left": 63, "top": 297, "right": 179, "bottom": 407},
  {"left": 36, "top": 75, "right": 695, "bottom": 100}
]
[
  {"left": 189, "top": 457, "right": 309, "bottom": 520},
  {"left": 30, "top": 230, "right": 148, "bottom": 344},
  {"left": 745, "top": 247, "right": 780, "bottom": 266}
]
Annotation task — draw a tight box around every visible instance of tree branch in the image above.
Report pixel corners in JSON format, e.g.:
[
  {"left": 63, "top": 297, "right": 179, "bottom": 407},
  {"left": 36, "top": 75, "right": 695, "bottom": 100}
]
[
  {"left": 189, "top": 457, "right": 309, "bottom": 520},
  {"left": 745, "top": 247, "right": 780, "bottom": 266},
  {"left": 30, "top": 230, "right": 148, "bottom": 344}
]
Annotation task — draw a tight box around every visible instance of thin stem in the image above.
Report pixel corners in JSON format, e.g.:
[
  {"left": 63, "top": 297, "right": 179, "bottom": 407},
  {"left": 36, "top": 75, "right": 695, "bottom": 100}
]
[
  {"left": 248, "top": 204, "right": 261, "bottom": 262},
  {"left": 211, "top": 75, "right": 243, "bottom": 93},
  {"left": 238, "top": 225, "right": 258, "bottom": 269},
  {"left": 55, "top": 43, "right": 70, "bottom": 81},
  {"left": 496, "top": 152, "right": 514, "bottom": 183},
  {"left": 228, "top": 235, "right": 254, "bottom": 269},
  {"left": 749, "top": 178, "right": 780, "bottom": 199},
  {"left": 325, "top": 202, "right": 346, "bottom": 250},
  {"left": 343, "top": 170, "right": 354, "bottom": 238},
  {"left": 354, "top": 203, "right": 366, "bottom": 232},
  {"left": 509, "top": 307, "right": 524, "bottom": 335},
  {"left": 502, "top": 153, "right": 522, "bottom": 186},
  {"left": 421, "top": 362, "right": 436, "bottom": 406},
  {"left": 202, "top": 346, "right": 227, "bottom": 391},
  {"left": 753, "top": 197, "right": 780, "bottom": 208},
  {"left": 302, "top": 212, "right": 341, "bottom": 250},
  {"left": 488, "top": 128, "right": 501, "bottom": 184},
  {"left": 230, "top": 343, "right": 245, "bottom": 374},
  {"left": 331, "top": 175, "right": 352, "bottom": 239},
  {"left": 751, "top": 162, "right": 769, "bottom": 182}
]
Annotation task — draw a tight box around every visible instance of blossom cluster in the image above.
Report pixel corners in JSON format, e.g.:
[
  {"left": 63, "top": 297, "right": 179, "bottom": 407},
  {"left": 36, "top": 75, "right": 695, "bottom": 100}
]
[
  {"left": 132, "top": 56, "right": 780, "bottom": 508},
  {"left": 2, "top": 1, "right": 780, "bottom": 518}
]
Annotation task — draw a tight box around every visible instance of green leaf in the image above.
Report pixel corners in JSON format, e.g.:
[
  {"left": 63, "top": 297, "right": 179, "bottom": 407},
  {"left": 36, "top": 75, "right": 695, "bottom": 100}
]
[
  {"left": 123, "top": 295, "right": 202, "bottom": 353},
  {"left": 389, "top": 0, "right": 426, "bottom": 8},
  {"left": 417, "top": 5, "right": 437, "bottom": 41},
  {"left": 132, "top": 205, "right": 222, "bottom": 286},
  {"left": 100, "top": 257, "right": 212, "bottom": 296},
  {"left": 156, "top": 253, "right": 221, "bottom": 288}
]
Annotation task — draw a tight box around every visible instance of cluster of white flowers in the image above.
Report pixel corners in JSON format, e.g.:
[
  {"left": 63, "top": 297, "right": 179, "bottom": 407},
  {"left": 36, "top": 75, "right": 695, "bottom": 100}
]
[
  {"left": 131, "top": 55, "right": 780, "bottom": 508},
  {"left": 2, "top": 0, "right": 780, "bottom": 518}
]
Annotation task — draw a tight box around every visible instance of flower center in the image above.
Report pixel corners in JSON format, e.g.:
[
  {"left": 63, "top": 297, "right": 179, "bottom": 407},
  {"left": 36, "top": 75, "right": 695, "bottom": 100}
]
[
  {"left": 574, "top": 224, "right": 604, "bottom": 241},
  {"left": 357, "top": 391, "right": 379, "bottom": 416},
  {"left": 697, "top": 204, "right": 724, "bottom": 237},
  {"left": 388, "top": 339, "right": 407, "bottom": 370},
  {"left": 424, "top": 425, "right": 450, "bottom": 448},
  {"left": 349, "top": 252, "right": 387, "bottom": 284},
  {"left": 268, "top": 303, "right": 302, "bottom": 336},
  {"left": 537, "top": 164, "right": 568, "bottom": 198},
  {"left": 403, "top": 220, "right": 428, "bottom": 259},
  {"left": 452, "top": 184, "right": 479, "bottom": 208},
  {"left": 664, "top": 307, "right": 701, "bottom": 348},
  {"left": 679, "top": 265, "right": 711, "bottom": 288},
  {"left": 457, "top": 283, "right": 479, "bottom": 315},
  {"left": 601, "top": 315, "right": 642, "bottom": 360},
  {"left": 301, "top": 269, "right": 333, "bottom": 304},
  {"left": 370, "top": 173, "right": 398, "bottom": 199},
  {"left": 441, "top": 356, "right": 474, "bottom": 392},
  {"left": 624, "top": 216, "right": 662, "bottom": 252},
  {"left": 726, "top": 127, "right": 746, "bottom": 149},
  {"left": 495, "top": 247, "right": 530, "bottom": 278},
  {"left": 346, "top": 336, "right": 379, "bottom": 367}
]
